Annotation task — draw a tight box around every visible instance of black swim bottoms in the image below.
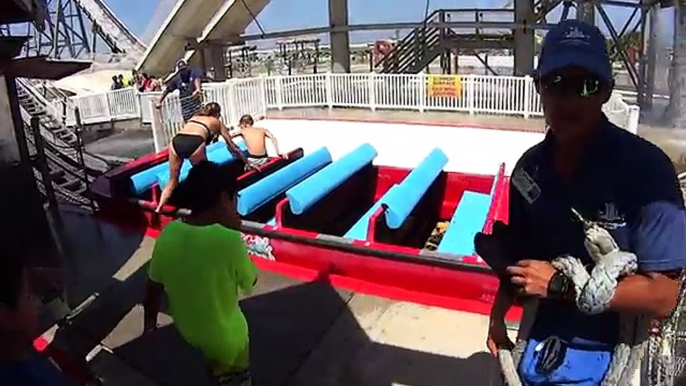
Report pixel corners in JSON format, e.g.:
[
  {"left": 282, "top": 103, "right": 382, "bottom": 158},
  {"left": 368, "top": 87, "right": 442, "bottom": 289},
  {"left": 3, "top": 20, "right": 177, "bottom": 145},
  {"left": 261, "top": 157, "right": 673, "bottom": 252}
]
[{"left": 172, "top": 133, "right": 204, "bottom": 159}]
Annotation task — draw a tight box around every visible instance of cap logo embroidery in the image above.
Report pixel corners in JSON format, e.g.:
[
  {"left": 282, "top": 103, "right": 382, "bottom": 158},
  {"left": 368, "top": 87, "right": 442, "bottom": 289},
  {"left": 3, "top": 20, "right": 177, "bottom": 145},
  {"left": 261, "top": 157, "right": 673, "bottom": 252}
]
[{"left": 563, "top": 27, "right": 588, "bottom": 40}]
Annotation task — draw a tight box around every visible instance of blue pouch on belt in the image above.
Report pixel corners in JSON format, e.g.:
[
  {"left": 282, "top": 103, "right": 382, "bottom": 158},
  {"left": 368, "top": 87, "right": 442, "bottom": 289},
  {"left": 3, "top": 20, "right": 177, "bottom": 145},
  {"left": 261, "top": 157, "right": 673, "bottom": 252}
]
[{"left": 518, "top": 336, "right": 612, "bottom": 385}]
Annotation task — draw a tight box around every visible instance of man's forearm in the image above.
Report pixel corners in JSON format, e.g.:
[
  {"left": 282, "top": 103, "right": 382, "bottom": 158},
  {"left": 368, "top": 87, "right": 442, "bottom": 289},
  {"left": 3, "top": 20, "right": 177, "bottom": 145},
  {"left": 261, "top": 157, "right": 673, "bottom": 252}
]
[{"left": 608, "top": 273, "right": 679, "bottom": 318}]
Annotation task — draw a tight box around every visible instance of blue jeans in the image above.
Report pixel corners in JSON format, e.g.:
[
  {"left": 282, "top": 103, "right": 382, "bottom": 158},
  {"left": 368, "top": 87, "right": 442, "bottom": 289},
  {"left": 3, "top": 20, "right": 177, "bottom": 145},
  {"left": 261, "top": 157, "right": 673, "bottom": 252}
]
[{"left": 518, "top": 336, "right": 612, "bottom": 385}]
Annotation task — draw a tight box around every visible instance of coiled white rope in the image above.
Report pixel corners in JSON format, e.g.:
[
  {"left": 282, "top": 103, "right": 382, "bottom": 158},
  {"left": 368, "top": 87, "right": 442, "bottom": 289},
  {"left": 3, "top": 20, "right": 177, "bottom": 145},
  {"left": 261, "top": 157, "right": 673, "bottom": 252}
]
[{"left": 498, "top": 218, "right": 650, "bottom": 385}]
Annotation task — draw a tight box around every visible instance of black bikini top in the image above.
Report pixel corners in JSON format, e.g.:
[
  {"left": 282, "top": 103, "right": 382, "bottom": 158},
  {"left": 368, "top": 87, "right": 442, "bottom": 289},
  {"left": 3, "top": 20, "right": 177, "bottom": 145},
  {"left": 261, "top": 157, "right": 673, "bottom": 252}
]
[{"left": 187, "top": 119, "right": 218, "bottom": 145}]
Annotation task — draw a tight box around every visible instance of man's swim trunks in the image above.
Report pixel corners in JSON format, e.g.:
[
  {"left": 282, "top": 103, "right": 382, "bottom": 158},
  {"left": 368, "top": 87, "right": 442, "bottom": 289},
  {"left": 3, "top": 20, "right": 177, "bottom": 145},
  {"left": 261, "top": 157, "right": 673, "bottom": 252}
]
[{"left": 148, "top": 222, "right": 258, "bottom": 373}]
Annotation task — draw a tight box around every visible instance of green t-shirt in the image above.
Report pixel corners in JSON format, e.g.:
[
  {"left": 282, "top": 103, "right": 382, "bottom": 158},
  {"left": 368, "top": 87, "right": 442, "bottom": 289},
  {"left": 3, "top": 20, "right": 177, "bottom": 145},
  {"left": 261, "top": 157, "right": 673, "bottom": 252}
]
[{"left": 149, "top": 221, "right": 257, "bottom": 366}]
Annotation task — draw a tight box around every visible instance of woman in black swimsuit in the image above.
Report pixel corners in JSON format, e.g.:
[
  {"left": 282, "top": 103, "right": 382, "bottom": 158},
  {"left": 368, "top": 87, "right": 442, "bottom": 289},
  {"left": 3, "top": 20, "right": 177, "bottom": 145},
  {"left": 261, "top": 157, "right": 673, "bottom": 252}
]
[{"left": 155, "top": 102, "right": 252, "bottom": 214}]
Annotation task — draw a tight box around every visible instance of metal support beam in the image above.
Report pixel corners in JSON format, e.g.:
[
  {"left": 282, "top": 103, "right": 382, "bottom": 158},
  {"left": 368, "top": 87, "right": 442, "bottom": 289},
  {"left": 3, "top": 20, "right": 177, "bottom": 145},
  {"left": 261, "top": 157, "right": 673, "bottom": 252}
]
[
  {"left": 641, "top": 5, "right": 658, "bottom": 109},
  {"left": 235, "top": 21, "right": 559, "bottom": 44},
  {"left": 514, "top": 0, "right": 535, "bottom": 76},
  {"left": 577, "top": 1, "right": 596, "bottom": 24},
  {"left": 328, "top": 0, "right": 350, "bottom": 73}
]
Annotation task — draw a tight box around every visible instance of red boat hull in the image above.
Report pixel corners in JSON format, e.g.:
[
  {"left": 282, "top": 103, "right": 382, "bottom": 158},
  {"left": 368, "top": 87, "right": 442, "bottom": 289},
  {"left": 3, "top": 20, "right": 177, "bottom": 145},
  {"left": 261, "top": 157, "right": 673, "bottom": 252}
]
[{"left": 92, "top": 147, "right": 523, "bottom": 321}]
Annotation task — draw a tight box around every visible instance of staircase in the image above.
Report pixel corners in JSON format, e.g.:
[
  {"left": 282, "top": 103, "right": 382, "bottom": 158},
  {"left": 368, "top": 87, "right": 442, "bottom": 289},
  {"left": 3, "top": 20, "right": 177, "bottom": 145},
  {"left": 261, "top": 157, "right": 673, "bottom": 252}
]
[
  {"left": 15, "top": 79, "right": 114, "bottom": 207},
  {"left": 376, "top": 11, "right": 447, "bottom": 74},
  {"left": 17, "top": 80, "right": 79, "bottom": 146}
]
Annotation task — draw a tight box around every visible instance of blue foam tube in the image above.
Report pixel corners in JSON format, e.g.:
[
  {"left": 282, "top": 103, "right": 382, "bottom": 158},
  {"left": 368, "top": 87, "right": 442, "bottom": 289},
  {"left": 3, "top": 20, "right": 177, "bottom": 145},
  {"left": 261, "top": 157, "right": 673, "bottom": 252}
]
[
  {"left": 286, "top": 143, "right": 378, "bottom": 215},
  {"left": 130, "top": 162, "right": 168, "bottom": 195},
  {"left": 156, "top": 141, "right": 248, "bottom": 189},
  {"left": 436, "top": 192, "right": 491, "bottom": 255},
  {"left": 237, "top": 147, "right": 332, "bottom": 216},
  {"left": 385, "top": 147, "right": 448, "bottom": 229},
  {"left": 130, "top": 141, "right": 226, "bottom": 194},
  {"left": 344, "top": 184, "right": 400, "bottom": 241}
]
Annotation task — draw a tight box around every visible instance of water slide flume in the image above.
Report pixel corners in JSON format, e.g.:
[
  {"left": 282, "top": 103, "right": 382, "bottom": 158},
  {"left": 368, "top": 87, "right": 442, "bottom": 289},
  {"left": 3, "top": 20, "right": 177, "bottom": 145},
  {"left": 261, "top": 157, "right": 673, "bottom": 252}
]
[{"left": 90, "top": 142, "right": 521, "bottom": 319}]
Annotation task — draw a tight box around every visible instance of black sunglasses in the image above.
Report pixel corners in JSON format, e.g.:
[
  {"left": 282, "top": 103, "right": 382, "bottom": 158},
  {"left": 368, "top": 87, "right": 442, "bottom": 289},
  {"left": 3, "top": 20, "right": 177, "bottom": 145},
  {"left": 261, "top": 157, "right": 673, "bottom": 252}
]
[{"left": 535, "top": 73, "right": 609, "bottom": 99}]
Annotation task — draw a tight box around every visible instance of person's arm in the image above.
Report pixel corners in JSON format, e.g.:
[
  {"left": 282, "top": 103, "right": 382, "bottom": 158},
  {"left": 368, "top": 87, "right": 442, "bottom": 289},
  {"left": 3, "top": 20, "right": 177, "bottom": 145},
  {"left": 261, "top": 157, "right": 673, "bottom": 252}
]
[
  {"left": 191, "top": 69, "right": 203, "bottom": 99},
  {"left": 155, "top": 85, "right": 174, "bottom": 108},
  {"left": 228, "top": 231, "right": 258, "bottom": 295},
  {"left": 219, "top": 124, "right": 252, "bottom": 166},
  {"left": 143, "top": 241, "right": 166, "bottom": 333},
  {"left": 263, "top": 129, "right": 287, "bottom": 158},
  {"left": 229, "top": 127, "right": 243, "bottom": 139},
  {"left": 607, "top": 158, "right": 686, "bottom": 319},
  {"left": 486, "top": 162, "right": 537, "bottom": 317}
]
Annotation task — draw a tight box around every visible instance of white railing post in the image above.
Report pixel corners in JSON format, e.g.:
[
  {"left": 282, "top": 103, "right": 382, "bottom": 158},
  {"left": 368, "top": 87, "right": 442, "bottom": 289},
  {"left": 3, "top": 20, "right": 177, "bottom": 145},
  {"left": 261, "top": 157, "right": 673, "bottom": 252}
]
[
  {"left": 418, "top": 73, "right": 426, "bottom": 113},
  {"left": 368, "top": 72, "right": 376, "bottom": 112},
  {"left": 228, "top": 81, "right": 239, "bottom": 124},
  {"left": 150, "top": 101, "right": 163, "bottom": 153},
  {"left": 523, "top": 75, "right": 532, "bottom": 119},
  {"left": 260, "top": 75, "right": 268, "bottom": 115},
  {"left": 275, "top": 76, "right": 284, "bottom": 110},
  {"left": 468, "top": 74, "right": 475, "bottom": 115},
  {"left": 627, "top": 105, "right": 640, "bottom": 135},
  {"left": 325, "top": 72, "right": 333, "bottom": 110},
  {"left": 103, "top": 93, "right": 112, "bottom": 121}
]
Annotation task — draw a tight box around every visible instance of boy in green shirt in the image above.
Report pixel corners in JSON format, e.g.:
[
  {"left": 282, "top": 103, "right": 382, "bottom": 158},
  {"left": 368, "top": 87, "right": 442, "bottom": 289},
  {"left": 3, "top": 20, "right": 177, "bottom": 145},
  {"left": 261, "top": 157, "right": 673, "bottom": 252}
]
[{"left": 144, "top": 161, "right": 257, "bottom": 385}]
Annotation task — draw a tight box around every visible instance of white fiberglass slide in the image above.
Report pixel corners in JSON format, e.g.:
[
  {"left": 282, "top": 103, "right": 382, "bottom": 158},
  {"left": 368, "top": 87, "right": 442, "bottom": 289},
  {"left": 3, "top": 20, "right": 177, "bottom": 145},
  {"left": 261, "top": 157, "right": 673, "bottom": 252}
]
[{"left": 137, "top": 0, "right": 271, "bottom": 77}]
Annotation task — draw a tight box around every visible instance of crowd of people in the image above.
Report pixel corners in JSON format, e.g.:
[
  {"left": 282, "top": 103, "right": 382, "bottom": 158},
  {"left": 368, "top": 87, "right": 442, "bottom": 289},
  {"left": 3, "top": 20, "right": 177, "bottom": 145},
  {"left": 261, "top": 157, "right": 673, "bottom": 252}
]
[{"left": 110, "top": 70, "right": 162, "bottom": 92}]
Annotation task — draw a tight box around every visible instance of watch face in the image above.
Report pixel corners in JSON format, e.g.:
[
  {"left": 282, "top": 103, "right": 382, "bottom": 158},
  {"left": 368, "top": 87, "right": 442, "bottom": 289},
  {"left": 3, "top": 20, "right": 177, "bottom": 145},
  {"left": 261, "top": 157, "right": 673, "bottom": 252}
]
[{"left": 549, "top": 273, "right": 566, "bottom": 295}]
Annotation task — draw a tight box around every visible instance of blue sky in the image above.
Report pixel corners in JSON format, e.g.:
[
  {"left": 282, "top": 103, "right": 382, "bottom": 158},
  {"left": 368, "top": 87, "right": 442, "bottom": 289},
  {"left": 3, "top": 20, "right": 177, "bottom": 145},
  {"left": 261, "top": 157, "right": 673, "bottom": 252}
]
[{"left": 104, "top": 0, "right": 674, "bottom": 46}]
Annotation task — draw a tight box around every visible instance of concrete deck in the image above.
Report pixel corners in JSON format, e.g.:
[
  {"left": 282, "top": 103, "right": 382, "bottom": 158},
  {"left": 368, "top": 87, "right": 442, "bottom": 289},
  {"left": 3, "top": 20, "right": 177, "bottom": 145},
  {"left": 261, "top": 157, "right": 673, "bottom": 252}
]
[{"left": 39, "top": 207, "right": 507, "bottom": 385}]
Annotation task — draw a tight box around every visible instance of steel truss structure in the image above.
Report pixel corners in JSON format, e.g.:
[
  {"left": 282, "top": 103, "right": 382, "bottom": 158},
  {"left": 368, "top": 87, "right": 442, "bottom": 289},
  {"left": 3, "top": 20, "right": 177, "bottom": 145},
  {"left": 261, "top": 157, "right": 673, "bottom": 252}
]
[{"left": 0, "top": 0, "right": 126, "bottom": 59}]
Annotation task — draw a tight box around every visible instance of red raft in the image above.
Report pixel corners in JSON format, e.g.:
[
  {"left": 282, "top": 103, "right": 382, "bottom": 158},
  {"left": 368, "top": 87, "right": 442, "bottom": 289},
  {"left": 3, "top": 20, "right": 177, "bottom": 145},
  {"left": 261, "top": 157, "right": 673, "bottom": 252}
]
[{"left": 91, "top": 141, "right": 521, "bottom": 320}]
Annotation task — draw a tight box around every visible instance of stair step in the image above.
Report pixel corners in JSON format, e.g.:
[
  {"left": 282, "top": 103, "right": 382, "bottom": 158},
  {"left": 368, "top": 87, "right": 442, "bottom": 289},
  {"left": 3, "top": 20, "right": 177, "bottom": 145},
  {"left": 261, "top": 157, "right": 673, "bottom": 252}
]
[
  {"left": 62, "top": 179, "right": 83, "bottom": 192},
  {"left": 50, "top": 169, "right": 66, "bottom": 180}
]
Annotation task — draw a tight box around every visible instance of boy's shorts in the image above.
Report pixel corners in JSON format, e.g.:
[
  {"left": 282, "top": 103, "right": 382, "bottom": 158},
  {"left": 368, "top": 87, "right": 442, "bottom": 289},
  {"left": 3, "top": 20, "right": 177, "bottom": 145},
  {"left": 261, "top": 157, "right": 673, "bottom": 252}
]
[
  {"left": 207, "top": 342, "right": 250, "bottom": 386},
  {"left": 210, "top": 368, "right": 251, "bottom": 386}
]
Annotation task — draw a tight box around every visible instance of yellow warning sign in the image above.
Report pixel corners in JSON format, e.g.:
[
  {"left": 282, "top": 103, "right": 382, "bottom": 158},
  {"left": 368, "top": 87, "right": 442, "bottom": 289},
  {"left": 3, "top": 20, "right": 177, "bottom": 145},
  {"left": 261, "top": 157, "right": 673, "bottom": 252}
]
[{"left": 427, "top": 75, "right": 462, "bottom": 98}]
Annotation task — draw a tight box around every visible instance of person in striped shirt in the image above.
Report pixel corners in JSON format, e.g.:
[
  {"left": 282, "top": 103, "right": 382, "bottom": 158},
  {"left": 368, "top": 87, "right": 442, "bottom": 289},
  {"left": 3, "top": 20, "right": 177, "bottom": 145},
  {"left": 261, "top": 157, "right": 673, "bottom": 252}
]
[{"left": 156, "top": 59, "right": 204, "bottom": 122}]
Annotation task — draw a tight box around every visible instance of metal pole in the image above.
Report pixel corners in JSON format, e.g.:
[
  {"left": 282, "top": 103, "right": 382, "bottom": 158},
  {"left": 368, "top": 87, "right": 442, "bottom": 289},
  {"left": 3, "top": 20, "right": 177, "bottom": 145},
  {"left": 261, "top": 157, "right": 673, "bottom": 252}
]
[
  {"left": 31, "top": 116, "right": 57, "bottom": 209},
  {"left": 73, "top": 107, "right": 96, "bottom": 213}
]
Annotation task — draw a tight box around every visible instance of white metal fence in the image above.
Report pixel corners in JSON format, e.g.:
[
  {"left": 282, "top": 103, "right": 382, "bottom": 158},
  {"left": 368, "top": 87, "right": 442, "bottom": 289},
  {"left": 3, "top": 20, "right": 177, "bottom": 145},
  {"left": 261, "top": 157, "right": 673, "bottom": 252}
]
[{"left": 50, "top": 73, "right": 640, "bottom": 152}]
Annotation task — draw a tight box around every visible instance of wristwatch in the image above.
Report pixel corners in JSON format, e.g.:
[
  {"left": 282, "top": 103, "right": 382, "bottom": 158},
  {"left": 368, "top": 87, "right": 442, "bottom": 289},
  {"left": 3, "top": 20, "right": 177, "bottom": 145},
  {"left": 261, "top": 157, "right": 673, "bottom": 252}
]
[{"left": 547, "top": 271, "right": 573, "bottom": 300}]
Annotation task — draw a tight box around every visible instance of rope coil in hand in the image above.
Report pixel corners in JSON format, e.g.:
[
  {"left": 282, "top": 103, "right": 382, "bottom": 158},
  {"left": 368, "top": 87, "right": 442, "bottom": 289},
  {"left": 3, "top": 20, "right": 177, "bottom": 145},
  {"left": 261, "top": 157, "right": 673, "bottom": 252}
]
[{"left": 497, "top": 221, "right": 649, "bottom": 386}]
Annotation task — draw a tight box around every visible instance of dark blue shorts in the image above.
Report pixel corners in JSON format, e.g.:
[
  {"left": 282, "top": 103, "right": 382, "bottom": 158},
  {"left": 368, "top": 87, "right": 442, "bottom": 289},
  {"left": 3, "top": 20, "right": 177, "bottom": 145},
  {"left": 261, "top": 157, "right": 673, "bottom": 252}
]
[{"left": 0, "top": 356, "right": 77, "bottom": 386}]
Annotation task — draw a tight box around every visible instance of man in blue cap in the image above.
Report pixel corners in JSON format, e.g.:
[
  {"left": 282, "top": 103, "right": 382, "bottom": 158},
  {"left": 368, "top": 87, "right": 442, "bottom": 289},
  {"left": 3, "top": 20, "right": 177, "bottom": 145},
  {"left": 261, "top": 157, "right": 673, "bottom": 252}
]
[
  {"left": 156, "top": 59, "right": 204, "bottom": 122},
  {"left": 477, "top": 19, "right": 686, "bottom": 384}
]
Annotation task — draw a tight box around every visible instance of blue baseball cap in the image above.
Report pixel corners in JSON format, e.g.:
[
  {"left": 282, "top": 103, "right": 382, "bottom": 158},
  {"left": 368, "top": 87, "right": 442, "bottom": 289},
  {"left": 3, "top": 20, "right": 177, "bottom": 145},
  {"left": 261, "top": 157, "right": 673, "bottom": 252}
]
[{"left": 536, "top": 20, "right": 612, "bottom": 81}]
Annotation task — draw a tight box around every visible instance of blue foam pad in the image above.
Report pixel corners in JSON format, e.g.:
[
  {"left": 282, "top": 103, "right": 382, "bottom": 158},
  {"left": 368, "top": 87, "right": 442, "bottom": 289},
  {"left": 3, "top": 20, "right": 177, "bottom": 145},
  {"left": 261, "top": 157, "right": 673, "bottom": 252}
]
[
  {"left": 287, "top": 143, "right": 377, "bottom": 215},
  {"left": 129, "top": 141, "right": 227, "bottom": 194},
  {"left": 436, "top": 192, "right": 492, "bottom": 256},
  {"left": 344, "top": 184, "right": 400, "bottom": 241},
  {"left": 156, "top": 141, "right": 248, "bottom": 189},
  {"left": 385, "top": 148, "right": 448, "bottom": 229},
  {"left": 237, "top": 147, "right": 332, "bottom": 216},
  {"left": 130, "top": 162, "right": 169, "bottom": 195}
]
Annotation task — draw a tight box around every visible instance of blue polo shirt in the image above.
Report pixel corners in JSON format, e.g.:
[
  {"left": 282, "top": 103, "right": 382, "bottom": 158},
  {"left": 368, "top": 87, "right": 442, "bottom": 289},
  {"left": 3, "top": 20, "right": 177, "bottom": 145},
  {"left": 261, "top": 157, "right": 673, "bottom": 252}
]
[
  {"left": 167, "top": 68, "right": 203, "bottom": 121},
  {"left": 509, "top": 116, "right": 686, "bottom": 382}
]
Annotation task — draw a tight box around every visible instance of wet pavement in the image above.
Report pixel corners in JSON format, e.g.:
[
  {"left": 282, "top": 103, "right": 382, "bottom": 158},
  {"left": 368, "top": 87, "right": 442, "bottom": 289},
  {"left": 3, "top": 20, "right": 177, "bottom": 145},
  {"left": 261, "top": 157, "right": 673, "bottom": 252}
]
[{"left": 38, "top": 206, "right": 506, "bottom": 385}]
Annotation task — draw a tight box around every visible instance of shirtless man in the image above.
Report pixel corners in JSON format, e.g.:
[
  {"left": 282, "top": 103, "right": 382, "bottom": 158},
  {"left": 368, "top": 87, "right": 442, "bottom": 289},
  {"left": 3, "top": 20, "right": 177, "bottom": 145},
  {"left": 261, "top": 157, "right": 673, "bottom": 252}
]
[{"left": 231, "top": 114, "right": 287, "bottom": 170}]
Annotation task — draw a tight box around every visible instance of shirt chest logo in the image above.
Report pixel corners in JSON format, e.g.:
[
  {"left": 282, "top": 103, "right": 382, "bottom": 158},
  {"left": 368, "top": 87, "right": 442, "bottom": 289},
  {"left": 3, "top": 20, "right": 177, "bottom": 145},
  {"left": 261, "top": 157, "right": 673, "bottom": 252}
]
[
  {"left": 512, "top": 167, "right": 541, "bottom": 204},
  {"left": 595, "top": 202, "right": 627, "bottom": 230}
]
